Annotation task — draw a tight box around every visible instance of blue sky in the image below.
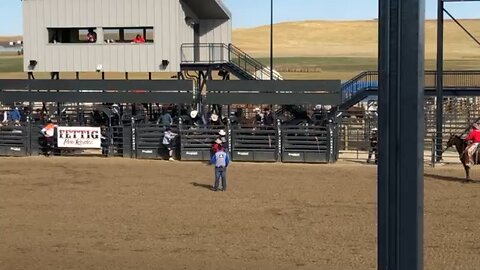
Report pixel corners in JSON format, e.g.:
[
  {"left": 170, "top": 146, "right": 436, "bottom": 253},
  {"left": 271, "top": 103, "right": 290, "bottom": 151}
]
[{"left": 0, "top": 0, "right": 479, "bottom": 35}]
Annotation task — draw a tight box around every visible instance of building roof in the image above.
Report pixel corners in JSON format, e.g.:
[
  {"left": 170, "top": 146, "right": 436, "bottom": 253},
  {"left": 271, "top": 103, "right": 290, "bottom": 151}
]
[{"left": 182, "top": 0, "right": 231, "bottom": 20}]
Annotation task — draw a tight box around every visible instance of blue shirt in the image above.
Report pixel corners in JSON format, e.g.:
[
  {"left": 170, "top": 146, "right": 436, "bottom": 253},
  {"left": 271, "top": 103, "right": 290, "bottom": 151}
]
[
  {"left": 211, "top": 150, "right": 230, "bottom": 168},
  {"left": 10, "top": 108, "right": 21, "bottom": 121}
]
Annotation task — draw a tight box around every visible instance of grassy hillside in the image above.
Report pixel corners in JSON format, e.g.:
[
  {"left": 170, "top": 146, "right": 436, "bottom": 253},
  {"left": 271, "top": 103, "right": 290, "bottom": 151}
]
[
  {"left": 0, "top": 36, "right": 22, "bottom": 44},
  {"left": 233, "top": 19, "right": 480, "bottom": 59}
]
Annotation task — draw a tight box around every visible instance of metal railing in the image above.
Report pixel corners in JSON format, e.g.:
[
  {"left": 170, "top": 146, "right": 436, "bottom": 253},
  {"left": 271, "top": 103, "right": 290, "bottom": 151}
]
[
  {"left": 340, "top": 70, "right": 480, "bottom": 103},
  {"left": 180, "top": 43, "right": 277, "bottom": 80}
]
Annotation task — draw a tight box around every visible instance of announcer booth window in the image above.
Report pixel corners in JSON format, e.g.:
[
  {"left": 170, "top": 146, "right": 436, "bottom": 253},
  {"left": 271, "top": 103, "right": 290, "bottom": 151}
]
[
  {"left": 103, "top": 27, "right": 154, "bottom": 43},
  {"left": 48, "top": 28, "right": 98, "bottom": 43}
]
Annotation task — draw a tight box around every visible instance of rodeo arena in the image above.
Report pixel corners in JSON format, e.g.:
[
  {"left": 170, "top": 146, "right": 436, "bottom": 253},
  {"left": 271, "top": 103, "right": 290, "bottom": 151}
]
[{"left": 1, "top": 0, "right": 480, "bottom": 269}]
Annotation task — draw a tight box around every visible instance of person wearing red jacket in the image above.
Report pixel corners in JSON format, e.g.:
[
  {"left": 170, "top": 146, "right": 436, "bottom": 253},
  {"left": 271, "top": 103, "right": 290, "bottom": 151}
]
[
  {"left": 464, "top": 123, "right": 480, "bottom": 167},
  {"left": 132, "top": 34, "right": 145, "bottom": 43}
]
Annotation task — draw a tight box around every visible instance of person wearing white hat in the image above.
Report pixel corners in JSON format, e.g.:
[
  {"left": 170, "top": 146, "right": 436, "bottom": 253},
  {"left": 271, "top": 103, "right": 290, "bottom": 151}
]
[
  {"left": 189, "top": 110, "right": 205, "bottom": 128},
  {"left": 464, "top": 123, "right": 480, "bottom": 167},
  {"left": 210, "top": 113, "right": 221, "bottom": 126},
  {"left": 190, "top": 110, "right": 198, "bottom": 119},
  {"left": 212, "top": 137, "right": 223, "bottom": 154},
  {"left": 218, "top": 129, "right": 227, "bottom": 145}
]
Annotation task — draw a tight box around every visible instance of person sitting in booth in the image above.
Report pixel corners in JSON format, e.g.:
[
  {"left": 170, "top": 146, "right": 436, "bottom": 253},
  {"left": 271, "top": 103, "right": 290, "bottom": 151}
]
[
  {"left": 132, "top": 34, "right": 145, "bottom": 43},
  {"left": 87, "top": 28, "right": 97, "bottom": 43}
]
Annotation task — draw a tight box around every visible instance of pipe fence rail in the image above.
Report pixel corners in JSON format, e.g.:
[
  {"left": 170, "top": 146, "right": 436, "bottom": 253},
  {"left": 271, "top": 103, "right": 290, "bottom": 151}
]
[{"left": 0, "top": 121, "right": 338, "bottom": 164}]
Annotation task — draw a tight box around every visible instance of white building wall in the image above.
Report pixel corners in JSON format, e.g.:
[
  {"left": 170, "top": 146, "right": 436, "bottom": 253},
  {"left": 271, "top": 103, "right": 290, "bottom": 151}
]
[
  {"left": 198, "top": 19, "right": 231, "bottom": 62},
  {"left": 23, "top": 0, "right": 230, "bottom": 72}
]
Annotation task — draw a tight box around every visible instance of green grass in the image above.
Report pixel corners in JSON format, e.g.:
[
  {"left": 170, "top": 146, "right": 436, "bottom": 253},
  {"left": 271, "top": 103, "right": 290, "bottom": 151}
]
[
  {"left": 0, "top": 55, "right": 23, "bottom": 72},
  {"left": 1, "top": 55, "right": 479, "bottom": 80}
]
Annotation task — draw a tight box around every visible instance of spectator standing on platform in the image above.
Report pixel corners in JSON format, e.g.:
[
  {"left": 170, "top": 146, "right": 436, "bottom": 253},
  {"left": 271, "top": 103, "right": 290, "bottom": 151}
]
[
  {"left": 158, "top": 108, "right": 173, "bottom": 127},
  {"left": 263, "top": 108, "right": 274, "bottom": 126},
  {"left": 254, "top": 107, "right": 263, "bottom": 126},
  {"left": 10, "top": 106, "right": 22, "bottom": 126}
]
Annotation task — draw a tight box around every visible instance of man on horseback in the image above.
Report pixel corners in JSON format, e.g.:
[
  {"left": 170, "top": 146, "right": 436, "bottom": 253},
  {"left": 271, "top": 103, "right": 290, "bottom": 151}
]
[{"left": 464, "top": 123, "right": 480, "bottom": 167}]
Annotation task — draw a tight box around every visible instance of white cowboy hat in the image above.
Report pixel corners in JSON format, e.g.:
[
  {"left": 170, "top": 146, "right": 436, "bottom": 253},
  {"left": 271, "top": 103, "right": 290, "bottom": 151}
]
[
  {"left": 190, "top": 110, "right": 198, "bottom": 118},
  {"left": 210, "top": 113, "right": 219, "bottom": 122},
  {"left": 254, "top": 107, "right": 261, "bottom": 112},
  {"left": 372, "top": 128, "right": 378, "bottom": 131},
  {"left": 219, "top": 129, "right": 226, "bottom": 136},
  {"left": 215, "top": 138, "right": 222, "bottom": 144}
]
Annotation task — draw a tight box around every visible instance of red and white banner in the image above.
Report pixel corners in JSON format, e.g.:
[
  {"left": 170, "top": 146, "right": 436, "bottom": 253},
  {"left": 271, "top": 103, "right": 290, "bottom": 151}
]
[{"left": 57, "top": 127, "right": 101, "bottom": 148}]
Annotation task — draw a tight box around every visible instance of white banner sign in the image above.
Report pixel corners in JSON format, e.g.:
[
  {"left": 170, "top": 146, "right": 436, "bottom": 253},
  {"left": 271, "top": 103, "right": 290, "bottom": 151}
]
[{"left": 57, "top": 126, "right": 102, "bottom": 149}]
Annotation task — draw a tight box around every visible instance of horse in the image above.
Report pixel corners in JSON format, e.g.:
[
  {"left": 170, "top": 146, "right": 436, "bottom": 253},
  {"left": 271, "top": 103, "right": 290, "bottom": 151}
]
[{"left": 445, "top": 134, "right": 480, "bottom": 182}]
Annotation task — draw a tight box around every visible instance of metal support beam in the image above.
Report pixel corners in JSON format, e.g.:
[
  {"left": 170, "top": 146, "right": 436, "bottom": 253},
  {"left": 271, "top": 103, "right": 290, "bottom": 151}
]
[
  {"left": 436, "top": 0, "right": 444, "bottom": 162},
  {"left": 270, "top": 0, "right": 274, "bottom": 80},
  {"left": 378, "top": 0, "right": 425, "bottom": 269}
]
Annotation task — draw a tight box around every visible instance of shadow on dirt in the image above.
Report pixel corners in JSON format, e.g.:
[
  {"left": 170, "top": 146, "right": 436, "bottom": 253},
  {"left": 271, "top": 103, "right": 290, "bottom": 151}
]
[{"left": 424, "top": 173, "right": 480, "bottom": 184}]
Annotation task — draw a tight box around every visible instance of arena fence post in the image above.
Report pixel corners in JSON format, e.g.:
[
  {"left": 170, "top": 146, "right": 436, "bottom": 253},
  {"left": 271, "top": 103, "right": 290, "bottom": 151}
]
[
  {"left": 431, "top": 134, "right": 436, "bottom": 168},
  {"left": 276, "top": 119, "right": 282, "bottom": 162},
  {"left": 328, "top": 122, "right": 338, "bottom": 163},
  {"left": 26, "top": 121, "right": 32, "bottom": 156},
  {"left": 122, "top": 122, "right": 133, "bottom": 159},
  {"left": 227, "top": 120, "right": 232, "bottom": 156},
  {"left": 131, "top": 117, "right": 137, "bottom": 159}
]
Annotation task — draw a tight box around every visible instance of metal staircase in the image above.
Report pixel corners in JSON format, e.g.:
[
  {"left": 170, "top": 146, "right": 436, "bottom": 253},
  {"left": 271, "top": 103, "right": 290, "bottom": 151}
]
[
  {"left": 337, "top": 70, "right": 480, "bottom": 111},
  {"left": 180, "top": 43, "right": 282, "bottom": 80}
]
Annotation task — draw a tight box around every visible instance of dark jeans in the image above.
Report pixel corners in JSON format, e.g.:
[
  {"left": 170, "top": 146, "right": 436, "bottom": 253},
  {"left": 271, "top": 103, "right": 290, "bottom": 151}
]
[{"left": 214, "top": 167, "right": 227, "bottom": 191}]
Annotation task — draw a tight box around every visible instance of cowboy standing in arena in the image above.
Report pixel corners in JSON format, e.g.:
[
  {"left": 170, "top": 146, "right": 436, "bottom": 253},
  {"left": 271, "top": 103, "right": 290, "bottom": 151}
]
[
  {"left": 464, "top": 123, "right": 480, "bottom": 167},
  {"left": 212, "top": 130, "right": 227, "bottom": 154},
  {"left": 40, "top": 119, "right": 57, "bottom": 155},
  {"left": 210, "top": 145, "right": 230, "bottom": 192},
  {"left": 367, "top": 128, "right": 378, "bottom": 164}
]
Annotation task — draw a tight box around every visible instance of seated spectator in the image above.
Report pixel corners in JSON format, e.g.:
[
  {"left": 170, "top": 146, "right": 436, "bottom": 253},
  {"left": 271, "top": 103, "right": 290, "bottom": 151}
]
[
  {"left": 87, "top": 28, "right": 97, "bottom": 43},
  {"left": 132, "top": 34, "right": 145, "bottom": 43}
]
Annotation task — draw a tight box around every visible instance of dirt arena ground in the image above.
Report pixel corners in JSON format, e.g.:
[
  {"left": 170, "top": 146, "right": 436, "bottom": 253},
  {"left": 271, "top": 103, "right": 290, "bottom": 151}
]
[{"left": 1, "top": 157, "right": 479, "bottom": 270}]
